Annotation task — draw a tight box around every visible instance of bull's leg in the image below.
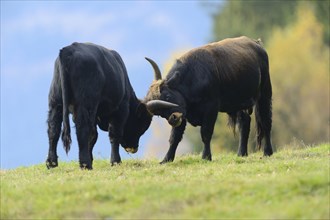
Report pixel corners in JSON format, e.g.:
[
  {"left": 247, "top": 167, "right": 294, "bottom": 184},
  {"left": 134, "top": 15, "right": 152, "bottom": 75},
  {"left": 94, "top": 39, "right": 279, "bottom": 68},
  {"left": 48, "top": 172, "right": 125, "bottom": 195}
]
[
  {"left": 264, "top": 129, "right": 273, "bottom": 156},
  {"left": 201, "top": 105, "right": 218, "bottom": 161},
  {"left": 46, "top": 104, "right": 62, "bottom": 169},
  {"left": 109, "top": 136, "right": 121, "bottom": 165},
  {"left": 161, "top": 119, "right": 187, "bottom": 164},
  {"left": 75, "top": 107, "right": 94, "bottom": 169},
  {"left": 108, "top": 104, "right": 129, "bottom": 165},
  {"left": 237, "top": 110, "right": 251, "bottom": 156},
  {"left": 109, "top": 122, "right": 123, "bottom": 165},
  {"left": 88, "top": 127, "right": 98, "bottom": 165}
]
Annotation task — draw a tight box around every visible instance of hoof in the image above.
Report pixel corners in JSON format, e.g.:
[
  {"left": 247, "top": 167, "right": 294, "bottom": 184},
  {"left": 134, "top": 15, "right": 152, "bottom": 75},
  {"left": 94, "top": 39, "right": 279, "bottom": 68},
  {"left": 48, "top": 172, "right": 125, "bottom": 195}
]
[
  {"left": 46, "top": 158, "right": 58, "bottom": 169},
  {"left": 111, "top": 161, "right": 122, "bottom": 166},
  {"left": 264, "top": 148, "right": 273, "bottom": 156},
  {"left": 160, "top": 157, "right": 174, "bottom": 164},
  {"left": 80, "top": 163, "right": 93, "bottom": 170},
  {"left": 237, "top": 152, "right": 248, "bottom": 157},
  {"left": 202, "top": 154, "right": 212, "bottom": 161}
]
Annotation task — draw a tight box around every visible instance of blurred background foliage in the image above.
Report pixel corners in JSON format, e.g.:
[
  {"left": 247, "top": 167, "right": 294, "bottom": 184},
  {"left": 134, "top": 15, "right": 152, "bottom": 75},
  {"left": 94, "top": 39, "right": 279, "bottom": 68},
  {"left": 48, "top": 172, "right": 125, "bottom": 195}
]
[{"left": 146, "top": 0, "right": 329, "bottom": 157}]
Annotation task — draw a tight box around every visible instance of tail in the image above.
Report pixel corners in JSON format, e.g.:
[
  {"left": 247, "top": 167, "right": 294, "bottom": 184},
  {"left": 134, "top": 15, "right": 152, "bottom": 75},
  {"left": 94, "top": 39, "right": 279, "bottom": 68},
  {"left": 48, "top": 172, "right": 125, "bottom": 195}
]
[
  {"left": 227, "top": 112, "right": 238, "bottom": 136},
  {"left": 59, "top": 50, "right": 72, "bottom": 154},
  {"left": 255, "top": 53, "right": 272, "bottom": 149}
]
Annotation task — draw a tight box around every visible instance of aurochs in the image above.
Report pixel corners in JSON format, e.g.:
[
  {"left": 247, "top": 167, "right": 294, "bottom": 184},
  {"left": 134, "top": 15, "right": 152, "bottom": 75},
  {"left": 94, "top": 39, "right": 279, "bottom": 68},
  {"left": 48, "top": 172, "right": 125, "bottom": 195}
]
[
  {"left": 46, "top": 42, "right": 159, "bottom": 169},
  {"left": 145, "top": 36, "right": 274, "bottom": 163}
]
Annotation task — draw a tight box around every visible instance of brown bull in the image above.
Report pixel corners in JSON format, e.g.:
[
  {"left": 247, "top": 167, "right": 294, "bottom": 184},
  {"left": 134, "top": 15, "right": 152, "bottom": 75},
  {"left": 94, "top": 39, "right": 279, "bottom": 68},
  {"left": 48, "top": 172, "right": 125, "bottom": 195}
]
[{"left": 145, "top": 36, "right": 273, "bottom": 163}]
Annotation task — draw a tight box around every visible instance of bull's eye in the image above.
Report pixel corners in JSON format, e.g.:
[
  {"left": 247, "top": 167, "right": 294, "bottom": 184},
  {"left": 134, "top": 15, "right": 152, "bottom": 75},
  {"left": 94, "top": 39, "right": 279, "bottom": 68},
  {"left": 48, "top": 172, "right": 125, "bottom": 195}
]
[{"left": 165, "top": 95, "right": 170, "bottom": 101}]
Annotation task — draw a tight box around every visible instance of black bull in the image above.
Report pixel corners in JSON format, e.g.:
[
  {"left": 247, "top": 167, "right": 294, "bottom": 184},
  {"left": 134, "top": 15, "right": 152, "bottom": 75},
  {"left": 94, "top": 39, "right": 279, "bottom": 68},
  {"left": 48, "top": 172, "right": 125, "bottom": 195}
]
[
  {"left": 46, "top": 42, "right": 176, "bottom": 169},
  {"left": 145, "top": 36, "right": 273, "bottom": 163}
]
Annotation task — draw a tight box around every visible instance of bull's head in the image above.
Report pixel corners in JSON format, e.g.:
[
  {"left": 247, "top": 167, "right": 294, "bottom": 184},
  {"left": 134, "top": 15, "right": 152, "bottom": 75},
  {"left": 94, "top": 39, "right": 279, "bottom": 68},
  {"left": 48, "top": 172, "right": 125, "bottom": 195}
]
[
  {"left": 145, "top": 57, "right": 186, "bottom": 127},
  {"left": 121, "top": 103, "right": 152, "bottom": 154}
]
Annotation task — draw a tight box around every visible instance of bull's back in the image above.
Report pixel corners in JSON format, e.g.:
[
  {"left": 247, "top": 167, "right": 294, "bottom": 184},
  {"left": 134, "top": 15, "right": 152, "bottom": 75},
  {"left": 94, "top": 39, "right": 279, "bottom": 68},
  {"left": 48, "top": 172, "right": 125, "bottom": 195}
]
[{"left": 60, "top": 43, "right": 128, "bottom": 107}]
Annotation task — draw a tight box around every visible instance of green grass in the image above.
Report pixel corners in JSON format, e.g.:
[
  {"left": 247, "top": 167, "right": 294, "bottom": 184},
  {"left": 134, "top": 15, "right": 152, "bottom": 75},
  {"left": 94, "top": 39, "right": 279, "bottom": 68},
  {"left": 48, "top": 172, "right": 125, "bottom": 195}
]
[{"left": 1, "top": 144, "right": 329, "bottom": 219}]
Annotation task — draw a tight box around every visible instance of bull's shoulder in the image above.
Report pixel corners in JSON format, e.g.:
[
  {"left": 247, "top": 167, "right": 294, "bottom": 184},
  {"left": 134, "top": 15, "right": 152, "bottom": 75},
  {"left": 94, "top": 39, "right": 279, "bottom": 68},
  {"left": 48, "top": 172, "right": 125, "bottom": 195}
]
[
  {"left": 60, "top": 42, "right": 118, "bottom": 59},
  {"left": 178, "top": 36, "right": 258, "bottom": 62},
  {"left": 210, "top": 36, "right": 256, "bottom": 46},
  {"left": 59, "top": 43, "right": 95, "bottom": 61},
  {"left": 202, "top": 36, "right": 264, "bottom": 53},
  {"left": 60, "top": 43, "right": 125, "bottom": 69}
]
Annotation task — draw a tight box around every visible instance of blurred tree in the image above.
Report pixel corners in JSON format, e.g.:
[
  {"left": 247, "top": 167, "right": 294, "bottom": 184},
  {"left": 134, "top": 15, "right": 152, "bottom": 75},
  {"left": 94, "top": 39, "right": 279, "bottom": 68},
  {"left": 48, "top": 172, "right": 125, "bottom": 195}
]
[
  {"left": 267, "top": 3, "right": 329, "bottom": 147},
  {"left": 313, "top": 0, "right": 330, "bottom": 46},
  {"left": 212, "top": 0, "right": 298, "bottom": 43},
  {"left": 212, "top": 0, "right": 329, "bottom": 45}
]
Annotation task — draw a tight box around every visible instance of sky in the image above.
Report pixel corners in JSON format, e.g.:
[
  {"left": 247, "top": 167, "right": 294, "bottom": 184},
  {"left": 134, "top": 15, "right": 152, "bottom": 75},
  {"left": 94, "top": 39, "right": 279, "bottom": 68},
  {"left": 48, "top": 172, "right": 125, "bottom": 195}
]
[{"left": 0, "top": 1, "right": 217, "bottom": 169}]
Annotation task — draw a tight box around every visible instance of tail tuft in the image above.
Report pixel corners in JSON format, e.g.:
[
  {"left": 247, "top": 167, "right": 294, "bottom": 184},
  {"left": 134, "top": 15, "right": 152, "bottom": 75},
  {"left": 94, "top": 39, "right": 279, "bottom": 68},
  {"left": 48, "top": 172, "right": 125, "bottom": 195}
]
[
  {"left": 227, "top": 112, "right": 238, "bottom": 136},
  {"left": 61, "top": 126, "right": 71, "bottom": 154},
  {"left": 255, "top": 104, "right": 264, "bottom": 150}
]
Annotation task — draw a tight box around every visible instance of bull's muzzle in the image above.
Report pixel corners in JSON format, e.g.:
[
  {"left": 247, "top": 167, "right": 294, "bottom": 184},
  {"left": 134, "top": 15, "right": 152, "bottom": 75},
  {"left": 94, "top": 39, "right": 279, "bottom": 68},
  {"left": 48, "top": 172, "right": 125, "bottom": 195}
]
[
  {"left": 168, "top": 112, "right": 183, "bottom": 127},
  {"left": 124, "top": 148, "right": 138, "bottom": 154}
]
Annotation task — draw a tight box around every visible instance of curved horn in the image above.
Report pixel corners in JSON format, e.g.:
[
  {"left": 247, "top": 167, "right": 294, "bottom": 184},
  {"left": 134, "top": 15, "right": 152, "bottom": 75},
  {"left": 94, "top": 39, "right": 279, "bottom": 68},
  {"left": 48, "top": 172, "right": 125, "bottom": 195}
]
[
  {"left": 146, "top": 100, "right": 178, "bottom": 113},
  {"left": 145, "top": 57, "right": 162, "bottom": 80}
]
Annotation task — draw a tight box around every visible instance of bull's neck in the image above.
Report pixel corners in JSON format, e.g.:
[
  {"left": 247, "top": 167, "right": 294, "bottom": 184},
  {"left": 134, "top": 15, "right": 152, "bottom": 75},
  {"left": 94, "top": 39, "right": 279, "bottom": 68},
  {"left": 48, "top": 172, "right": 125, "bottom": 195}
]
[{"left": 128, "top": 90, "right": 141, "bottom": 111}]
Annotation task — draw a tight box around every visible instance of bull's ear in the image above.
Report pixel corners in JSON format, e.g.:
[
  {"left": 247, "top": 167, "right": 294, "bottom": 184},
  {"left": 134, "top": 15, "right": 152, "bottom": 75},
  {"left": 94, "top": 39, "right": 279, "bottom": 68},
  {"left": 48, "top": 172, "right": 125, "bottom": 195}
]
[{"left": 166, "top": 71, "right": 181, "bottom": 88}]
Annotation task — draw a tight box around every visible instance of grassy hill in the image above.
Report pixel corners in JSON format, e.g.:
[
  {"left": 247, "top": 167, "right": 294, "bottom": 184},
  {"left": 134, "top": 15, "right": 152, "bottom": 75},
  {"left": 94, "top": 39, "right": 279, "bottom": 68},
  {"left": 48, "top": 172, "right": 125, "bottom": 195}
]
[{"left": 1, "top": 144, "right": 329, "bottom": 219}]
